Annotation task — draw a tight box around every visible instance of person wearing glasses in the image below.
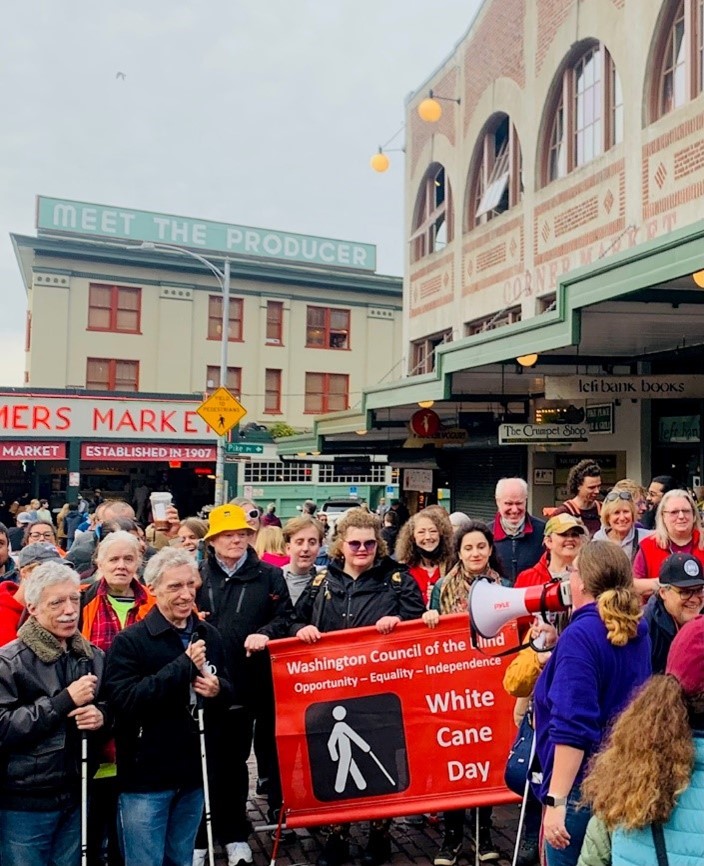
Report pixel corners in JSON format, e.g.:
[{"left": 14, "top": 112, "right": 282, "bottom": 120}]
[
  {"left": 230, "top": 497, "right": 262, "bottom": 538},
  {"left": 22, "top": 520, "right": 61, "bottom": 550},
  {"left": 292, "top": 509, "right": 424, "bottom": 866},
  {"left": 633, "top": 489, "right": 704, "bottom": 586},
  {"left": 643, "top": 553, "right": 704, "bottom": 672},
  {"left": 592, "top": 490, "right": 654, "bottom": 562}
]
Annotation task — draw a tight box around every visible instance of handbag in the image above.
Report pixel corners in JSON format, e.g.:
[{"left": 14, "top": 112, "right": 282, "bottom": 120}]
[
  {"left": 651, "top": 823, "right": 669, "bottom": 866},
  {"left": 504, "top": 705, "right": 535, "bottom": 795}
]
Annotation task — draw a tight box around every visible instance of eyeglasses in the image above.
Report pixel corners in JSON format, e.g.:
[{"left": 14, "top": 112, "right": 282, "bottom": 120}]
[
  {"left": 28, "top": 531, "right": 55, "bottom": 540},
  {"left": 664, "top": 584, "right": 704, "bottom": 601},
  {"left": 605, "top": 491, "right": 632, "bottom": 502},
  {"left": 345, "top": 539, "right": 377, "bottom": 552},
  {"left": 662, "top": 509, "right": 693, "bottom": 517}
]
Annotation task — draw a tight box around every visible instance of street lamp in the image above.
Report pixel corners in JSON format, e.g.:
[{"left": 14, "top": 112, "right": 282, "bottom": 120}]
[{"left": 132, "top": 241, "right": 232, "bottom": 506}]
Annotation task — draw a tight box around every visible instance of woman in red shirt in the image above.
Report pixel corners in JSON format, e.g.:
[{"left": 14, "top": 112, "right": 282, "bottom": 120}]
[{"left": 394, "top": 506, "right": 454, "bottom": 605}]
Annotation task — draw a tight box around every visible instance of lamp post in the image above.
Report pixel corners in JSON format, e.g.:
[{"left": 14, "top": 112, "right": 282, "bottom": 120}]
[{"left": 134, "top": 241, "right": 232, "bottom": 506}]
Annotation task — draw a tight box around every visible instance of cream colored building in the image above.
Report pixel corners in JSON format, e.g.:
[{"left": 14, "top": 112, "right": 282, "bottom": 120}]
[{"left": 12, "top": 197, "right": 402, "bottom": 429}]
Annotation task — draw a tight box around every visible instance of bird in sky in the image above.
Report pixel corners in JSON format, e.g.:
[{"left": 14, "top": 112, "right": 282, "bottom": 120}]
[{"left": 115, "top": 72, "right": 126, "bottom": 80}]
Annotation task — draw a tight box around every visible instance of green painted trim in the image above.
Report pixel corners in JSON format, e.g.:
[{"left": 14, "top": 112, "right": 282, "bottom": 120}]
[{"left": 276, "top": 433, "right": 321, "bottom": 454}]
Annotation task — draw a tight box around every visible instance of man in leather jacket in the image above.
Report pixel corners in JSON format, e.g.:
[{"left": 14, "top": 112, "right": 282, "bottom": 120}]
[{"left": 0, "top": 560, "right": 105, "bottom": 866}]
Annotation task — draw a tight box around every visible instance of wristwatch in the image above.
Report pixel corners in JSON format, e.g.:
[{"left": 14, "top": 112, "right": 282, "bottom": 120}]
[{"left": 545, "top": 794, "right": 567, "bottom": 807}]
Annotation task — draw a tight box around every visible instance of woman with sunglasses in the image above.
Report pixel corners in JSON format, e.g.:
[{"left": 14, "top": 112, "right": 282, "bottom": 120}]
[
  {"left": 633, "top": 488, "right": 704, "bottom": 588},
  {"left": 292, "top": 508, "right": 425, "bottom": 866},
  {"left": 593, "top": 490, "right": 653, "bottom": 562},
  {"left": 231, "top": 497, "right": 262, "bottom": 537}
]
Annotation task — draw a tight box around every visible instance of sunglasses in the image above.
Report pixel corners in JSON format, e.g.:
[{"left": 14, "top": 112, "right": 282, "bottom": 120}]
[
  {"left": 245, "top": 509, "right": 260, "bottom": 520},
  {"left": 345, "top": 539, "right": 377, "bottom": 552},
  {"left": 605, "top": 491, "right": 632, "bottom": 502}
]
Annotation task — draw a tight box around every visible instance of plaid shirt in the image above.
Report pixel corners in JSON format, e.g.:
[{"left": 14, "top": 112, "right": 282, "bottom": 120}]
[{"left": 86, "top": 579, "right": 150, "bottom": 653}]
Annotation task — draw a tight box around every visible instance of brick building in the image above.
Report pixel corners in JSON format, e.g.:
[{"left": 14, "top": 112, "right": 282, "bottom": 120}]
[{"left": 286, "top": 0, "right": 704, "bottom": 517}]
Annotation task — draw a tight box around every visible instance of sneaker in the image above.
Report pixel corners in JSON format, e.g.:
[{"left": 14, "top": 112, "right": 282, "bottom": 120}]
[
  {"left": 226, "top": 841, "right": 253, "bottom": 866},
  {"left": 515, "top": 838, "right": 540, "bottom": 866},
  {"left": 192, "top": 851, "right": 207, "bottom": 866},
  {"left": 256, "top": 777, "right": 270, "bottom": 796},
  {"left": 434, "top": 837, "right": 462, "bottom": 866},
  {"left": 477, "top": 836, "right": 500, "bottom": 862}
]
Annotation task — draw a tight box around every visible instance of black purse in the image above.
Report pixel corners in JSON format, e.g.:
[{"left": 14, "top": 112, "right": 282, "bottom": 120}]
[{"left": 504, "top": 706, "right": 535, "bottom": 796}]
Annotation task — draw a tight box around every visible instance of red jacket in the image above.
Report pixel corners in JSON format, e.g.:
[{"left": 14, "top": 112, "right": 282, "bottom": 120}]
[
  {"left": 634, "top": 530, "right": 704, "bottom": 580},
  {"left": 0, "top": 582, "right": 24, "bottom": 647},
  {"left": 514, "top": 553, "right": 553, "bottom": 637}
]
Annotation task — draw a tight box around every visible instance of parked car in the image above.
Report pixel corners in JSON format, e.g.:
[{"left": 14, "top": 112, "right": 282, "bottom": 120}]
[{"left": 319, "top": 498, "right": 362, "bottom": 533}]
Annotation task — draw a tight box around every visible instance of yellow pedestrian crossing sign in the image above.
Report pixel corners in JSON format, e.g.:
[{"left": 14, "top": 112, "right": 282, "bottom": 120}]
[{"left": 196, "top": 388, "right": 247, "bottom": 436}]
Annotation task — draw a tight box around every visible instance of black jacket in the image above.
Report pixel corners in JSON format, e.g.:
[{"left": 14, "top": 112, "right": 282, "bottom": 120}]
[
  {"left": 291, "top": 556, "right": 425, "bottom": 635},
  {"left": 0, "top": 622, "right": 106, "bottom": 810},
  {"left": 492, "top": 513, "right": 547, "bottom": 586},
  {"left": 643, "top": 594, "right": 678, "bottom": 673},
  {"left": 197, "top": 548, "right": 293, "bottom": 706},
  {"left": 104, "top": 608, "right": 231, "bottom": 793}
]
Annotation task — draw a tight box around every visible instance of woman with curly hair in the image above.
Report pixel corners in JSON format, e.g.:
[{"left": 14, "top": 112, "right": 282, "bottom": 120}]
[
  {"left": 394, "top": 506, "right": 454, "bottom": 605},
  {"left": 535, "top": 541, "right": 651, "bottom": 866},
  {"left": 580, "top": 614, "right": 704, "bottom": 865},
  {"left": 422, "top": 520, "right": 505, "bottom": 864}
]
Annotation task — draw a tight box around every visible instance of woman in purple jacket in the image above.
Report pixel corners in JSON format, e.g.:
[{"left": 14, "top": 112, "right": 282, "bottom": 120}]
[{"left": 533, "top": 541, "right": 651, "bottom": 866}]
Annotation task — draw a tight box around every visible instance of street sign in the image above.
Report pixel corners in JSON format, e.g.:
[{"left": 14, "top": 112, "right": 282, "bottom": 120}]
[
  {"left": 225, "top": 442, "right": 264, "bottom": 455},
  {"left": 196, "top": 388, "right": 247, "bottom": 436}
]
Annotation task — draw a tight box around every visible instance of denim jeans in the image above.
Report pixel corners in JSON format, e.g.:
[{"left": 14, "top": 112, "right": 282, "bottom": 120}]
[
  {"left": 118, "top": 787, "right": 204, "bottom": 866},
  {"left": 0, "top": 804, "right": 80, "bottom": 866},
  {"left": 544, "top": 785, "right": 592, "bottom": 866}
]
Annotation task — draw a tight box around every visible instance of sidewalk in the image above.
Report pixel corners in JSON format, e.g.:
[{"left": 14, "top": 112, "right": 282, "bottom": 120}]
[{"left": 234, "top": 779, "right": 522, "bottom": 866}]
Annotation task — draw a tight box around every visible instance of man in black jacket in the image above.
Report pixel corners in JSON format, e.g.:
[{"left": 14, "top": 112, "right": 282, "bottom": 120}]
[
  {"left": 105, "top": 547, "right": 231, "bottom": 866},
  {"left": 644, "top": 552, "right": 704, "bottom": 672},
  {"left": 0, "top": 560, "right": 105, "bottom": 866},
  {"left": 491, "top": 477, "right": 546, "bottom": 585},
  {"left": 196, "top": 503, "right": 294, "bottom": 866}
]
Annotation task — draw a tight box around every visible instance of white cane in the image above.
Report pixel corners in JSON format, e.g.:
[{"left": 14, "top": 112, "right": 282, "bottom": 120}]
[
  {"left": 511, "top": 717, "right": 537, "bottom": 866},
  {"left": 81, "top": 731, "right": 88, "bottom": 866},
  {"left": 196, "top": 703, "right": 216, "bottom": 866}
]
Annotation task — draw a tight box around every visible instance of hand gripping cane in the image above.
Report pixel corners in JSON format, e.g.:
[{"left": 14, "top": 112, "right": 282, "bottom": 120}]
[{"left": 190, "top": 631, "right": 216, "bottom": 866}]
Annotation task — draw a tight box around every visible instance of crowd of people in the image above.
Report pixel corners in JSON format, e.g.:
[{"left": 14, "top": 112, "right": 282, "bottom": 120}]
[{"left": 0, "top": 458, "right": 702, "bottom": 866}]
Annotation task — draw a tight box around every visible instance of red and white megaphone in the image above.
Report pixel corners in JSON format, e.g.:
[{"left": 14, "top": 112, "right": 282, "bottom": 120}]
[{"left": 468, "top": 577, "right": 572, "bottom": 639}]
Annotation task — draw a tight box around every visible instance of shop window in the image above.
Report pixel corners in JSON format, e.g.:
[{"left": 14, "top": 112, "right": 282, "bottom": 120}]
[
  {"left": 244, "top": 460, "right": 313, "bottom": 483},
  {"left": 409, "top": 330, "right": 452, "bottom": 375},
  {"left": 208, "top": 295, "right": 243, "bottom": 341},
  {"left": 537, "top": 293, "right": 557, "bottom": 314},
  {"left": 468, "top": 115, "right": 523, "bottom": 228},
  {"left": 264, "top": 369, "right": 282, "bottom": 413},
  {"left": 88, "top": 284, "right": 141, "bottom": 333},
  {"left": 318, "top": 463, "right": 388, "bottom": 484},
  {"left": 410, "top": 163, "right": 453, "bottom": 263},
  {"left": 304, "top": 372, "right": 349, "bottom": 414},
  {"left": 544, "top": 42, "right": 623, "bottom": 183},
  {"left": 653, "top": 0, "right": 704, "bottom": 117},
  {"left": 206, "top": 365, "right": 241, "bottom": 395},
  {"left": 465, "top": 306, "right": 522, "bottom": 336},
  {"left": 86, "top": 358, "right": 139, "bottom": 392},
  {"left": 266, "top": 301, "right": 284, "bottom": 344},
  {"left": 306, "top": 306, "right": 350, "bottom": 349}
]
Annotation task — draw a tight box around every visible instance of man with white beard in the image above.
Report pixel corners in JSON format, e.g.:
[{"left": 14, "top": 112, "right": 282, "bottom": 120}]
[
  {"left": 491, "top": 478, "right": 546, "bottom": 585},
  {"left": 0, "top": 561, "right": 105, "bottom": 866}
]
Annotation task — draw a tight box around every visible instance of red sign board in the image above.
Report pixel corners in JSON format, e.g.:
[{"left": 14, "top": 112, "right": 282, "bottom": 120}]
[
  {"left": 0, "top": 442, "right": 67, "bottom": 460},
  {"left": 81, "top": 443, "right": 216, "bottom": 462},
  {"left": 409, "top": 408, "right": 441, "bottom": 437},
  {"left": 270, "top": 615, "right": 520, "bottom": 828}
]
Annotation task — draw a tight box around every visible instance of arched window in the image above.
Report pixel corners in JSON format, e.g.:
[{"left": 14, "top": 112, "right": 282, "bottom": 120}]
[
  {"left": 544, "top": 42, "right": 623, "bottom": 184},
  {"left": 410, "top": 163, "right": 453, "bottom": 262},
  {"left": 467, "top": 114, "right": 522, "bottom": 229},
  {"left": 655, "top": 0, "right": 704, "bottom": 117}
]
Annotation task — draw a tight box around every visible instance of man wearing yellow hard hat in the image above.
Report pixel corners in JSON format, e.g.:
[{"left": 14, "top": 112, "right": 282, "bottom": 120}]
[{"left": 194, "top": 504, "right": 294, "bottom": 866}]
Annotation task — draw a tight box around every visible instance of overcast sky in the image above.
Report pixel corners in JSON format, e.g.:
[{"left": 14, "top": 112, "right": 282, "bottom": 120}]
[{"left": 0, "top": 1, "right": 482, "bottom": 386}]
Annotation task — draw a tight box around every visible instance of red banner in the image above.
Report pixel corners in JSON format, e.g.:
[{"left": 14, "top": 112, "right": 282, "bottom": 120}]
[
  {"left": 0, "top": 441, "right": 66, "bottom": 460},
  {"left": 270, "top": 615, "right": 521, "bottom": 828},
  {"left": 81, "top": 443, "right": 216, "bottom": 462}
]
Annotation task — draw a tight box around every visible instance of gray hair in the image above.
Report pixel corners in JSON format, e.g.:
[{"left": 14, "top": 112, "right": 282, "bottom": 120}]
[
  {"left": 25, "top": 561, "right": 80, "bottom": 608},
  {"left": 654, "top": 488, "right": 704, "bottom": 548},
  {"left": 143, "top": 546, "right": 198, "bottom": 589},
  {"left": 495, "top": 477, "right": 528, "bottom": 500},
  {"left": 96, "top": 530, "right": 142, "bottom": 566}
]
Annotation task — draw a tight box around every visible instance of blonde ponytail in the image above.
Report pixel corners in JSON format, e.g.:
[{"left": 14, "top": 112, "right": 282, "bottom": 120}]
[{"left": 597, "top": 587, "right": 641, "bottom": 646}]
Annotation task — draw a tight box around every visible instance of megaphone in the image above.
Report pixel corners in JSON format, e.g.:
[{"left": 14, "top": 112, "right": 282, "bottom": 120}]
[{"left": 468, "top": 577, "right": 572, "bottom": 639}]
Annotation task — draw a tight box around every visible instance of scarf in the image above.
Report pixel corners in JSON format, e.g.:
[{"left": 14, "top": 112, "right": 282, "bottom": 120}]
[
  {"left": 412, "top": 542, "right": 444, "bottom": 563},
  {"left": 439, "top": 563, "right": 501, "bottom": 614},
  {"left": 500, "top": 516, "right": 526, "bottom": 537},
  {"left": 18, "top": 616, "right": 94, "bottom": 664}
]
